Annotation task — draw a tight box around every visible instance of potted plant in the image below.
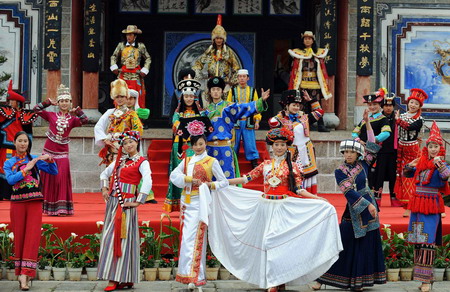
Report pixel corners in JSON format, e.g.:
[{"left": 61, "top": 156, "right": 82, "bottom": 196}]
[
  {"left": 158, "top": 257, "right": 173, "bottom": 280},
  {"left": 142, "top": 255, "right": 157, "bottom": 281},
  {"left": 172, "top": 256, "right": 179, "bottom": 278},
  {"left": 219, "top": 264, "right": 231, "bottom": 280},
  {"left": 385, "top": 254, "right": 401, "bottom": 281},
  {"left": 434, "top": 256, "right": 448, "bottom": 281},
  {"left": 206, "top": 254, "right": 220, "bottom": 280},
  {"left": 80, "top": 223, "right": 102, "bottom": 281},
  {"left": 5, "top": 255, "right": 17, "bottom": 281},
  {"left": 37, "top": 255, "right": 51, "bottom": 281},
  {"left": 52, "top": 256, "right": 67, "bottom": 281},
  {"left": 84, "top": 257, "right": 98, "bottom": 281},
  {"left": 0, "top": 224, "right": 13, "bottom": 278},
  {"left": 67, "top": 254, "right": 84, "bottom": 281}
]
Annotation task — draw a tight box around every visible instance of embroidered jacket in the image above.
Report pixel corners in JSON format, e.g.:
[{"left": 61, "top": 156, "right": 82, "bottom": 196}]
[
  {"left": 352, "top": 112, "right": 391, "bottom": 143},
  {"left": 396, "top": 112, "right": 423, "bottom": 142},
  {"left": 335, "top": 141, "right": 381, "bottom": 238},
  {"left": 4, "top": 154, "right": 58, "bottom": 202},
  {"left": 226, "top": 86, "right": 262, "bottom": 128},
  {"left": 110, "top": 42, "right": 151, "bottom": 75}
]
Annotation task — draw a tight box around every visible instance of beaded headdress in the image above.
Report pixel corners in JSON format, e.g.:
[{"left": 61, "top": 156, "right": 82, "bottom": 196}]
[
  {"left": 339, "top": 139, "right": 365, "bottom": 156},
  {"left": 266, "top": 127, "right": 294, "bottom": 146},
  {"left": 57, "top": 84, "right": 71, "bottom": 102}
]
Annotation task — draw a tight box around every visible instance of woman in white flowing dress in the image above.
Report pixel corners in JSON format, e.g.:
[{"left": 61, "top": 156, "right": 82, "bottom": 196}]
[
  {"left": 169, "top": 120, "right": 229, "bottom": 291},
  {"left": 208, "top": 128, "right": 342, "bottom": 292}
]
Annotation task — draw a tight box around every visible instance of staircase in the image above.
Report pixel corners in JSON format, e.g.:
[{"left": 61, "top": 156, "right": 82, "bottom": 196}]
[{"left": 147, "top": 140, "right": 270, "bottom": 199}]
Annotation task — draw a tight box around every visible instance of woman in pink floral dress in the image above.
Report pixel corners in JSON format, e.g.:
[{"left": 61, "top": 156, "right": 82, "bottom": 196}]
[{"left": 33, "top": 84, "right": 88, "bottom": 215}]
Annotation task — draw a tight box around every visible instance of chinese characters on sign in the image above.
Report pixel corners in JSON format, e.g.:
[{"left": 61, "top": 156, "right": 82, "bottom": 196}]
[
  {"left": 83, "top": 0, "right": 101, "bottom": 72},
  {"left": 356, "top": 0, "right": 374, "bottom": 75},
  {"left": 319, "top": 0, "right": 337, "bottom": 75},
  {"left": 44, "top": 0, "right": 62, "bottom": 70}
]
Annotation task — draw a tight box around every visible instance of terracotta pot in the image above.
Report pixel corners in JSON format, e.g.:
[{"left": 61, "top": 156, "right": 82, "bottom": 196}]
[
  {"left": 6, "top": 269, "right": 17, "bottom": 281},
  {"left": 158, "top": 267, "right": 172, "bottom": 280},
  {"left": 52, "top": 267, "right": 66, "bottom": 281},
  {"left": 85, "top": 267, "right": 98, "bottom": 281},
  {"left": 38, "top": 269, "right": 51, "bottom": 281},
  {"left": 400, "top": 267, "right": 413, "bottom": 281},
  {"left": 206, "top": 267, "right": 219, "bottom": 280},
  {"left": 219, "top": 267, "right": 231, "bottom": 280},
  {"left": 144, "top": 267, "right": 157, "bottom": 281},
  {"left": 386, "top": 268, "right": 400, "bottom": 281},
  {"left": 433, "top": 268, "right": 446, "bottom": 281}
]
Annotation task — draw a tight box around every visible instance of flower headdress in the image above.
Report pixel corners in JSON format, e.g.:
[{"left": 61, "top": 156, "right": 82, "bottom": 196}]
[{"left": 265, "top": 127, "right": 294, "bottom": 146}]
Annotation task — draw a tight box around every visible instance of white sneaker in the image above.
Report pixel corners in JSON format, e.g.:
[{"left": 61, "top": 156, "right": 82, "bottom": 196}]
[{"left": 188, "top": 283, "right": 195, "bottom": 291}]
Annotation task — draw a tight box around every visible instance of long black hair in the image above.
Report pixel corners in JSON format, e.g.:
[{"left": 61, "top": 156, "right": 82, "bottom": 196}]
[
  {"left": 190, "top": 134, "right": 207, "bottom": 147},
  {"left": 177, "top": 94, "right": 201, "bottom": 115},
  {"left": 285, "top": 151, "right": 297, "bottom": 193},
  {"left": 298, "top": 36, "right": 318, "bottom": 54},
  {"left": 14, "top": 131, "right": 39, "bottom": 180}
]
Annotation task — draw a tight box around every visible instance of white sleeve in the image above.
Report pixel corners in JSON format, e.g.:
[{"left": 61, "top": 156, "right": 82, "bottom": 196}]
[
  {"left": 140, "top": 67, "right": 149, "bottom": 75},
  {"left": 138, "top": 160, "right": 152, "bottom": 195},
  {"left": 99, "top": 161, "right": 115, "bottom": 188},
  {"left": 110, "top": 64, "right": 119, "bottom": 71},
  {"left": 211, "top": 159, "right": 229, "bottom": 190},
  {"left": 169, "top": 159, "right": 187, "bottom": 188},
  {"left": 94, "top": 109, "right": 113, "bottom": 146}
]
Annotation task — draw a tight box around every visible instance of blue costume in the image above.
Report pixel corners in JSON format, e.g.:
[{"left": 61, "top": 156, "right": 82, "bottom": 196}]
[
  {"left": 318, "top": 141, "right": 386, "bottom": 290},
  {"left": 205, "top": 98, "right": 266, "bottom": 179},
  {"left": 226, "top": 86, "right": 261, "bottom": 163}
]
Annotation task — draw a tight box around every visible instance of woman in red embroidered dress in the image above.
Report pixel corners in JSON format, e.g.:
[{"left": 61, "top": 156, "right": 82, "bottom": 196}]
[
  {"left": 98, "top": 131, "right": 152, "bottom": 291},
  {"left": 208, "top": 128, "right": 342, "bottom": 292},
  {"left": 4, "top": 131, "right": 57, "bottom": 290},
  {"left": 33, "top": 84, "right": 88, "bottom": 216}
]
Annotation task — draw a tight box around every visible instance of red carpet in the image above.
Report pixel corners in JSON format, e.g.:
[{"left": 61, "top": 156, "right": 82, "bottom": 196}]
[{"left": 0, "top": 139, "right": 448, "bottom": 239}]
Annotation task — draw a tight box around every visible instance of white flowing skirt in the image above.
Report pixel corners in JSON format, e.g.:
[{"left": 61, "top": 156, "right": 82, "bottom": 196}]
[{"left": 208, "top": 186, "right": 343, "bottom": 289}]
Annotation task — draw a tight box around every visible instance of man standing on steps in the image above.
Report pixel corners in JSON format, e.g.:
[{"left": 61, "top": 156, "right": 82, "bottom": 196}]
[{"left": 227, "top": 69, "right": 261, "bottom": 169}]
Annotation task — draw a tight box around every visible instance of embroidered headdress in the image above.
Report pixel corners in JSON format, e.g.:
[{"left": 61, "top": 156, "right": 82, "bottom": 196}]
[
  {"left": 426, "top": 120, "right": 444, "bottom": 146},
  {"left": 7, "top": 80, "right": 25, "bottom": 103},
  {"left": 211, "top": 15, "right": 226, "bottom": 42},
  {"left": 119, "top": 130, "right": 140, "bottom": 145},
  {"left": 237, "top": 69, "right": 249, "bottom": 76},
  {"left": 339, "top": 139, "right": 365, "bottom": 156},
  {"left": 381, "top": 93, "right": 396, "bottom": 107},
  {"left": 57, "top": 84, "right": 71, "bottom": 102},
  {"left": 407, "top": 88, "right": 428, "bottom": 107},
  {"left": 363, "top": 88, "right": 387, "bottom": 103},
  {"left": 177, "top": 76, "right": 201, "bottom": 96},
  {"left": 279, "top": 89, "right": 302, "bottom": 107},
  {"left": 266, "top": 127, "right": 294, "bottom": 146},
  {"left": 178, "top": 68, "right": 196, "bottom": 82}
]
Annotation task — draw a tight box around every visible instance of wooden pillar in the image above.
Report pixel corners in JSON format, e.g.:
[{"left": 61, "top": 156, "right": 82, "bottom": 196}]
[
  {"left": 336, "top": 0, "right": 349, "bottom": 130},
  {"left": 356, "top": 76, "right": 371, "bottom": 106},
  {"left": 46, "top": 70, "right": 61, "bottom": 99},
  {"left": 82, "top": 72, "right": 99, "bottom": 109},
  {"left": 70, "top": 0, "right": 83, "bottom": 108}
]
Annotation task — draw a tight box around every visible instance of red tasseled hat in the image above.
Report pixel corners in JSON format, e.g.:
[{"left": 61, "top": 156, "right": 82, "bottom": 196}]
[
  {"left": 7, "top": 80, "right": 25, "bottom": 103},
  {"left": 426, "top": 120, "right": 444, "bottom": 147},
  {"left": 407, "top": 88, "right": 428, "bottom": 107}
]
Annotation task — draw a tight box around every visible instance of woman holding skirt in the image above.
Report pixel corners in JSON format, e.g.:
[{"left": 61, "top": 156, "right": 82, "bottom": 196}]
[
  {"left": 97, "top": 130, "right": 152, "bottom": 291},
  {"left": 33, "top": 84, "right": 88, "bottom": 216},
  {"left": 170, "top": 120, "right": 229, "bottom": 291},
  {"left": 210, "top": 128, "right": 342, "bottom": 292}
]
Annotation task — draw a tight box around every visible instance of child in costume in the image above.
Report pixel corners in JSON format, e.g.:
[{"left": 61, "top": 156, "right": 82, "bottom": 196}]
[
  {"left": 269, "top": 89, "right": 323, "bottom": 194},
  {"left": 169, "top": 121, "right": 228, "bottom": 291},
  {"left": 394, "top": 88, "right": 426, "bottom": 217},
  {"left": 226, "top": 69, "right": 262, "bottom": 169},
  {"left": 403, "top": 121, "right": 449, "bottom": 292},
  {"left": 33, "top": 84, "right": 88, "bottom": 216},
  {"left": 98, "top": 131, "right": 152, "bottom": 291}
]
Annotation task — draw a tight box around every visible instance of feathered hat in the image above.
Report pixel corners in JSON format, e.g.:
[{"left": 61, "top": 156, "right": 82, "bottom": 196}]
[
  {"left": 279, "top": 89, "right": 302, "bottom": 107},
  {"left": 7, "top": 80, "right": 25, "bottom": 103},
  {"left": 407, "top": 88, "right": 428, "bottom": 107},
  {"left": 339, "top": 139, "right": 365, "bottom": 156},
  {"left": 110, "top": 79, "right": 129, "bottom": 99},
  {"left": 363, "top": 88, "right": 387, "bottom": 103},
  {"left": 266, "top": 127, "right": 294, "bottom": 146},
  {"left": 57, "top": 84, "right": 71, "bottom": 102},
  {"left": 211, "top": 15, "right": 226, "bottom": 42}
]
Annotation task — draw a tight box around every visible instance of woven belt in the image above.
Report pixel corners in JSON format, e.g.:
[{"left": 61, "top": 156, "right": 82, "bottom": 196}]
[
  {"left": 398, "top": 140, "right": 419, "bottom": 146},
  {"left": 416, "top": 186, "right": 438, "bottom": 194},
  {"left": 262, "top": 194, "right": 287, "bottom": 200},
  {"left": 302, "top": 71, "right": 317, "bottom": 78},
  {"left": 207, "top": 140, "right": 232, "bottom": 147}
]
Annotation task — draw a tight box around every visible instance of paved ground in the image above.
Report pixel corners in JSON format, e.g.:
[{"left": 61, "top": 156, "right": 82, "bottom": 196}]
[{"left": 0, "top": 280, "right": 449, "bottom": 292}]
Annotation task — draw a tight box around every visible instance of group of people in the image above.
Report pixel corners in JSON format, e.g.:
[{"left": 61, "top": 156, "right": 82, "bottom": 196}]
[{"left": 2, "top": 16, "right": 448, "bottom": 292}]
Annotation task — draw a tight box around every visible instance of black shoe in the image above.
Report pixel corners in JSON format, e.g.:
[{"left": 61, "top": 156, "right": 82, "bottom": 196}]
[
  {"left": 250, "top": 159, "right": 259, "bottom": 169},
  {"left": 318, "top": 125, "right": 330, "bottom": 132},
  {"left": 146, "top": 199, "right": 158, "bottom": 204}
]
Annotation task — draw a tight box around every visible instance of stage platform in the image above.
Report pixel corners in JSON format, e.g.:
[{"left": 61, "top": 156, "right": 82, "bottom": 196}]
[{"left": 0, "top": 192, "right": 448, "bottom": 239}]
